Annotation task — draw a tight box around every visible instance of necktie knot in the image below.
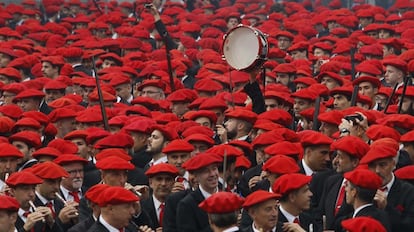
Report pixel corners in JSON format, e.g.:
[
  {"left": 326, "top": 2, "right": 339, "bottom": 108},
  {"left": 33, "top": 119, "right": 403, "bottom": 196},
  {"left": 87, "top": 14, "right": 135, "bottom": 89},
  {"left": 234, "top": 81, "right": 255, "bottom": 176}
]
[
  {"left": 293, "top": 217, "right": 300, "bottom": 224},
  {"left": 23, "top": 211, "right": 31, "bottom": 217},
  {"left": 69, "top": 191, "right": 80, "bottom": 203},
  {"left": 380, "top": 186, "right": 388, "bottom": 192},
  {"left": 159, "top": 203, "right": 165, "bottom": 225}
]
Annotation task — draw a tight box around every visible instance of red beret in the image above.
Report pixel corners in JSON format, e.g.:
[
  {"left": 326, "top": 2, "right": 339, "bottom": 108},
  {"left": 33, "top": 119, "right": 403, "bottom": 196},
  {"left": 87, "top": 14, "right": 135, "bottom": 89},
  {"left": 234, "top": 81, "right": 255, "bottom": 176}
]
[
  {"left": 228, "top": 140, "right": 253, "bottom": 154},
  {"left": 206, "top": 144, "right": 243, "bottom": 158},
  {"left": 242, "top": 190, "right": 281, "bottom": 209},
  {"left": 182, "top": 152, "right": 222, "bottom": 172},
  {"left": 194, "top": 78, "right": 222, "bottom": 93},
  {"left": 88, "top": 90, "right": 116, "bottom": 103},
  {"left": 356, "top": 62, "right": 382, "bottom": 76},
  {"left": 291, "top": 88, "right": 318, "bottom": 101},
  {"left": 0, "top": 67, "right": 21, "bottom": 81},
  {"left": 44, "top": 80, "right": 67, "bottom": 90},
  {"left": 360, "top": 44, "right": 383, "bottom": 57},
  {"left": 360, "top": 144, "right": 398, "bottom": 165},
  {"left": 396, "top": 86, "right": 414, "bottom": 98},
  {"left": 225, "top": 108, "right": 257, "bottom": 124},
  {"left": 341, "top": 216, "right": 386, "bottom": 232},
  {"left": 100, "top": 53, "right": 123, "bottom": 66},
  {"left": 394, "top": 165, "right": 414, "bottom": 180},
  {"left": 382, "top": 58, "right": 407, "bottom": 73},
  {"left": 181, "top": 125, "right": 215, "bottom": 138},
  {"left": 345, "top": 168, "right": 382, "bottom": 190},
  {"left": 0, "top": 195, "right": 20, "bottom": 212},
  {"left": 96, "top": 156, "right": 135, "bottom": 170},
  {"left": 300, "top": 130, "right": 333, "bottom": 147},
  {"left": 95, "top": 148, "right": 132, "bottom": 161},
  {"left": 6, "top": 171, "right": 43, "bottom": 187},
  {"left": 84, "top": 184, "right": 109, "bottom": 203},
  {"left": 366, "top": 125, "right": 400, "bottom": 142},
  {"left": 235, "top": 155, "right": 251, "bottom": 169},
  {"left": 48, "top": 108, "right": 77, "bottom": 122},
  {"left": 401, "top": 130, "right": 414, "bottom": 143},
  {"left": 275, "top": 31, "right": 294, "bottom": 40},
  {"left": 352, "top": 75, "right": 381, "bottom": 88},
  {"left": 48, "top": 138, "right": 78, "bottom": 154},
  {"left": 41, "top": 56, "right": 65, "bottom": 67},
  {"left": 317, "top": 71, "right": 344, "bottom": 86},
  {"left": 274, "top": 63, "right": 296, "bottom": 74},
  {"left": 9, "top": 131, "right": 41, "bottom": 148},
  {"left": 30, "top": 161, "right": 69, "bottom": 179},
  {"left": 199, "top": 97, "right": 227, "bottom": 110},
  {"left": 162, "top": 139, "right": 194, "bottom": 154},
  {"left": 64, "top": 130, "right": 88, "bottom": 140},
  {"left": 32, "top": 147, "right": 62, "bottom": 159},
  {"left": 317, "top": 110, "right": 344, "bottom": 126},
  {"left": 94, "top": 132, "right": 134, "bottom": 149},
  {"left": 262, "top": 155, "right": 300, "bottom": 175},
  {"left": 151, "top": 124, "right": 179, "bottom": 141},
  {"left": 13, "top": 89, "right": 45, "bottom": 102},
  {"left": 252, "top": 130, "right": 285, "bottom": 148},
  {"left": 167, "top": 88, "right": 198, "bottom": 103},
  {"left": 330, "top": 136, "right": 369, "bottom": 159},
  {"left": 257, "top": 109, "right": 293, "bottom": 127},
  {"left": 62, "top": 47, "right": 83, "bottom": 58},
  {"left": 184, "top": 133, "right": 215, "bottom": 146},
  {"left": 330, "top": 85, "right": 353, "bottom": 97},
  {"left": 137, "top": 79, "right": 166, "bottom": 91},
  {"left": 108, "top": 74, "right": 130, "bottom": 87},
  {"left": 0, "top": 143, "right": 24, "bottom": 158},
  {"left": 97, "top": 186, "right": 139, "bottom": 207},
  {"left": 54, "top": 154, "right": 88, "bottom": 166},
  {"left": 272, "top": 173, "right": 312, "bottom": 196},
  {"left": 184, "top": 110, "right": 217, "bottom": 125},
  {"left": 145, "top": 163, "right": 179, "bottom": 177},
  {"left": 264, "top": 141, "right": 303, "bottom": 158},
  {"left": 124, "top": 118, "right": 156, "bottom": 134},
  {"left": 199, "top": 192, "right": 244, "bottom": 214}
]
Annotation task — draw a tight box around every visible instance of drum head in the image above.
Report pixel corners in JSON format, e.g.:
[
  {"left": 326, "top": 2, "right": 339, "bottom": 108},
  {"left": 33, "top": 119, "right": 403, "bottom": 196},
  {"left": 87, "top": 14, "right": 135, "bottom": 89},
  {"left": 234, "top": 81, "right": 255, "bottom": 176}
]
[{"left": 223, "top": 27, "right": 260, "bottom": 70}]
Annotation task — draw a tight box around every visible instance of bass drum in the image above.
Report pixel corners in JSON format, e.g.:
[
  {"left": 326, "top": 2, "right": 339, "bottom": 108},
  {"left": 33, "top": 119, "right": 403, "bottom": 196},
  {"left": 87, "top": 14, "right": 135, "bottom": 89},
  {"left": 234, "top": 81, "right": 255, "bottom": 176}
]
[{"left": 222, "top": 25, "right": 268, "bottom": 71}]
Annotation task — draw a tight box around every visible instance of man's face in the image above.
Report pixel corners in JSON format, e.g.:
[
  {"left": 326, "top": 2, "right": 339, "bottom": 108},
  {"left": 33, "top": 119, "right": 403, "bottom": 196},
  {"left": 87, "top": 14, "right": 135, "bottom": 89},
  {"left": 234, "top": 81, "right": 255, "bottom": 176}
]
[
  {"left": 41, "top": 62, "right": 59, "bottom": 78},
  {"left": 146, "top": 130, "right": 166, "bottom": 154},
  {"left": 305, "top": 145, "right": 331, "bottom": 171},
  {"left": 384, "top": 65, "right": 403, "bottom": 86},
  {"left": 11, "top": 185, "right": 37, "bottom": 209},
  {"left": 378, "top": 29, "right": 392, "bottom": 39},
  {"left": 398, "top": 96, "right": 414, "bottom": 114},
  {"left": 45, "top": 89, "right": 65, "bottom": 104},
  {"left": 149, "top": 174, "right": 174, "bottom": 199},
  {"left": 332, "top": 150, "right": 358, "bottom": 173},
  {"left": 320, "top": 76, "right": 340, "bottom": 90},
  {"left": 167, "top": 152, "right": 191, "bottom": 175},
  {"left": 265, "top": 98, "right": 280, "bottom": 111},
  {"left": 368, "top": 158, "right": 395, "bottom": 186},
  {"left": 102, "top": 170, "right": 128, "bottom": 187},
  {"left": 81, "top": 87, "right": 94, "bottom": 102},
  {"left": 0, "top": 210, "right": 17, "bottom": 232},
  {"left": 248, "top": 199, "right": 279, "bottom": 231},
  {"left": 358, "top": 82, "right": 377, "bottom": 100},
  {"left": 56, "top": 118, "right": 76, "bottom": 137},
  {"left": 107, "top": 203, "right": 136, "bottom": 228},
  {"left": 190, "top": 142, "right": 210, "bottom": 155},
  {"left": 345, "top": 181, "right": 356, "bottom": 205},
  {"left": 61, "top": 162, "right": 84, "bottom": 191},
  {"left": 140, "top": 86, "right": 164, "bottom": 100},
  {"left": 313, "top": 48, "right": 327, "bottom": 57},
  {"left": 224, "top": 118, "right": 238, "bottom": 140},
  {"left": 333, "top": 94, "right": 351, "bottom": 110},
  {"left": 115, "top": 83, "right": 131, "bottom": 100},
  {"left": 0, "top": 157, "right": 19, "bottom": 180},
  {"left": 382, "top": 45, "right": 394, "bottom": 58},
  {"left": 171, "top": 102, "right": 189, "bottom": 118},
  {"left": 276, "top": 73, "right": 291, "bottom": 86},
  {"left": 195, "top": 117, "right": 212, "bottom": 129},
  {"left": 130, "top": 132, "right": 148, "bottom": 152},
  {"left": 16, "top": 98, "right": 40, "bottom": 112},
  {"left": 11, "top": 141, "right": 31, "bottom": 159},
  {"left": 290, "top": 50, "right": 307, "bottom": 60},
  {"left": 359, "top": 17, "right": 373, "bottom": 28},
  {"left": 195, "top": 164, "right": 219, "bottom": 192},
  {"left": 210, "top": 109, "right": 225, "bottom": 125},
  {"left": 227, "top": 17, "right": 239, "bottom": 30},
  {"left": 319, "top": 122, "right": 338, "bottom": 137},
  {"left": 0, "top": 91, "right": 16, "bottom": 105},
  {"left": 0, "top": 53, "right": 12, "bottom": 68},
  {"left": 293, "top": 98, "right": 312, "bottom": 117},
  {"left": 277, "top": 36, "right": 292, "bottom": 50},
  {"left": 37, "top": 178, "right": 61, "bottom": 200},
  {"left": 291, "top": 185, "right": 313, "bottom": 211},
  {"left": 71, "top": 138, "right": 88, "bottom": 158}
]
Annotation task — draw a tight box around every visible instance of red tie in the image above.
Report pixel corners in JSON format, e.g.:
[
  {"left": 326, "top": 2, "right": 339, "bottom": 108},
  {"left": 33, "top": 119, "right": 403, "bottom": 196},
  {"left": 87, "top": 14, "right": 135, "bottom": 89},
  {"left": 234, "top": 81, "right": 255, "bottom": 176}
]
[
  {"left": 159, "top": 203, "right": 165, "bottom": 226},
  {"left": 119, "top": 229, "right": 124, "bottom": 232},
  {"left": 293, "top": 217, "right": 300, "bottom": 224},
  {"left": 380, "top": 186, "right": 388, "bottom": 192},
  {"left": 23, "top": 211, "right": 31, "bottom": 218},
  {"left": 69, "top": 191, "right": 80, "bottom": 203},
  {"left": 335, "top": 181, "right": 347, "bottom": 215},
  {"left": 176, "top": 177, "right": 185, "bottom": 183},
  {"left": 46, "top": 202, "right": 55, "bottom": 218}
]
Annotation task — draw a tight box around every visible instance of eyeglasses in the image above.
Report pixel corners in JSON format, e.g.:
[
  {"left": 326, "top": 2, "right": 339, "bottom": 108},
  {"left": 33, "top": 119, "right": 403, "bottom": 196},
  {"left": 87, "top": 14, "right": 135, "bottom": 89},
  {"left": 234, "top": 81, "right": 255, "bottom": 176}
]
[{"left": 140, "top": 90, "right": 161, "bottom": 95}]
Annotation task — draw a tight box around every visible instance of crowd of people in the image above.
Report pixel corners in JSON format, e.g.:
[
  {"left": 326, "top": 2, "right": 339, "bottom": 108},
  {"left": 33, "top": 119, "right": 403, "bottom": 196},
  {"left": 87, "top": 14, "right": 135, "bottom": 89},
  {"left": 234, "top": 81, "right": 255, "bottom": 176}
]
[{"left": 0, "top": 0, "right": 414, "bottom": 231}]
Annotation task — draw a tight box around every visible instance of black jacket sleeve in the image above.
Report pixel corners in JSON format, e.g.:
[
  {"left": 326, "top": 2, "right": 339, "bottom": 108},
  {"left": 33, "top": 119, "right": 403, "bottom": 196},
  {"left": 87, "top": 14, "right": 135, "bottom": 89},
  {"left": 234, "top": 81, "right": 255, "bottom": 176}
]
[{"left": 243, "top": 81, "right": 265, "bottom": 115}]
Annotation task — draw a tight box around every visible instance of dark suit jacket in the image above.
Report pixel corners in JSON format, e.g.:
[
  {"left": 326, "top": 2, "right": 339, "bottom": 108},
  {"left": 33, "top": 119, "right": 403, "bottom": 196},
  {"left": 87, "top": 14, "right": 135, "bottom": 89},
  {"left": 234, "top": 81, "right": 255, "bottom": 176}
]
[
  {"left": 355, "top": 205, "right": 391, "bottom": 232},
  {"left": 385, "top": 178, "right": 414, "bottom": 231},
  {"left": 176, "top": 188, "right": 212, "bottom": 232},
  {"left": 243, "top": 81, "right": 265, "bottom": 115},
  {"left": 278, "top": 208, "right": 321, "bottom": 232},
  {"left": 86, "top": 220, "right": 136, "bottom": 232},
  {"left": 131, "top": 149, "right": 152, "bottom": 169},
  {"left": 68, "top": 215, "right": 95, "bottom": 232},
  {"left": 163, "top": 189, "right": 192, "bottom": 232},
  {"left": 141, "top": 196, "right": 159, "bottom": 229},
  {"left": 241, "top": 223, "right": 282, "bottom": 232},
  {"left": 238, "top": 164, "right": 262, "bottom": 197},
  {"left": 32, "top": 196, "right": 66, "bottom": 232}
]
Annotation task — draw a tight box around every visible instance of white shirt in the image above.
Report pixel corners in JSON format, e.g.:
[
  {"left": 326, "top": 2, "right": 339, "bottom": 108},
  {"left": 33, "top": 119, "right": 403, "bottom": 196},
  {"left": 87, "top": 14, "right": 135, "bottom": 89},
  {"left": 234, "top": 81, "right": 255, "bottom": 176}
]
[
  {"left": 352, "top": 203, "right": 373, "bottom": 218},
  {"left": 18, "top": 208, "right": 32, "bottom": 223},
  {"left": 279, "top": 205, "right": 298, "bottom": 223},
  {"left": 301, "top": 159, "right": 314, "bottom": 176},
  {"left": 148, "top": 155, "right": 168, "bottom": 167},
  {"left": 199, "top": 185, "right": 217, "bottom": 199},
  {"left": 99, "top": 215, "right": 120, "bottom": 232},
  {"left": 381, "top": 174, "right": 395, "bottom": 197},
  {"left": 152, "top": 195, "right": 163, "bottom": 222},
  {"left": 35, "top": 191, "right": 50, "bottom": 206},
  {"left": 237, "top": 135, "right": 249, "bottom": 141},
  {"left": 223, "top": 226, "right": 239, "bottom": 232},
  {"left": 252, "top": 222, "right": 276, "bottom": 232},
  {"left": 0, "top": 179, "right": 5, "bottom": 192},
  {"left": 60, "top": 185, "right": 81, "bottom": 202}
]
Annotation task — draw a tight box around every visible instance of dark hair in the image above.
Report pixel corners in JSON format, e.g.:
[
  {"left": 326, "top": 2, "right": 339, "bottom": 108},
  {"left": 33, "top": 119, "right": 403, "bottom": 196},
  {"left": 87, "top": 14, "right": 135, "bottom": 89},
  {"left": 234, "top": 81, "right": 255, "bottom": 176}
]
[
  {"left": 350, "top": 182, "right": 376, "bottom": 203},
  {"left": 209, "top": 212, "right": 238, "bottom": 228}
]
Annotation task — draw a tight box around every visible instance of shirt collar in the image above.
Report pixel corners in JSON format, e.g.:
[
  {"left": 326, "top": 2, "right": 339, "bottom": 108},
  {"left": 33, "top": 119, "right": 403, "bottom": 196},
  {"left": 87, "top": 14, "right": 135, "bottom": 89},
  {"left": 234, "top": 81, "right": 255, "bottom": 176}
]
[
  {"left": 222, "top": 226, "right": 239, "bottom": 232},
  {"left": 99, "top": 215, "right": 121, "bottom": 232},
  {"left": 382, "top": 173, "right": 395, "bottom": 197},
  {"left": 237, "top": 135, "right": 249, "bottom": 141},
  {"left": 35, "top": 191, "right": 49, "bottom": 205},
  {"left": 149, "top": 155, "right": 168, "bottom": 166},
  {"left": 199, "top": 185, "right": 217, "bottom": 199},
  {"left": 352, "top": 203, "right": 373, "bottom": 218},
  {"left": 252, "top": 223, "right": 276, "bottom": 232},
  {"left": 279, "top": 205, "right": 298, "bottom": 223},
  {"left": 301, "top": 159, "right": 314, "bottom": 176}
]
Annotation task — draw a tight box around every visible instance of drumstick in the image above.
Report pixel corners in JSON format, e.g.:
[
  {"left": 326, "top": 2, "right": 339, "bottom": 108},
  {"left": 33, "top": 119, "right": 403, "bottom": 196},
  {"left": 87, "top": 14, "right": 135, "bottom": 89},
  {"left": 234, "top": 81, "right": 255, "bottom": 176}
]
[
  {"left": 54, "top": 192, "right": 79, "bottom": 216},
  {"left": 29, "top": 200, "right": 46, "bottom": 223},
  {"left": 125, "top": 183, "right": 142, "bottom": 197},
  {"left": 4, "top": 172, "right": 9, "bottom": 181}
]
